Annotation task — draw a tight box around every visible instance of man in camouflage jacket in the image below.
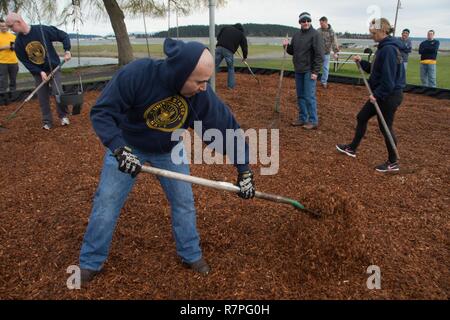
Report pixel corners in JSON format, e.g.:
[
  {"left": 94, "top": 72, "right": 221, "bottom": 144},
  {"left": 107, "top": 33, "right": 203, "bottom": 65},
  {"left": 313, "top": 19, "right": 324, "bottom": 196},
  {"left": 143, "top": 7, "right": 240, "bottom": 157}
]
[{"left": 318, "top": 16, "right": 340, "bottom": 88}]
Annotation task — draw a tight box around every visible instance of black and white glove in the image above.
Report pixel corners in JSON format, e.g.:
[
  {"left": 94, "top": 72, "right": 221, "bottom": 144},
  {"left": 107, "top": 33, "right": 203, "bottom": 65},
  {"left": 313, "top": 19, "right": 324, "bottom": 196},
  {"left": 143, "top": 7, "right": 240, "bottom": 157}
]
[
  {"left": 237, "top": 170, "right": 255, "bottom": 199},
  {"left": 113, "top": 146, "right": 141, "bottom": 178}
]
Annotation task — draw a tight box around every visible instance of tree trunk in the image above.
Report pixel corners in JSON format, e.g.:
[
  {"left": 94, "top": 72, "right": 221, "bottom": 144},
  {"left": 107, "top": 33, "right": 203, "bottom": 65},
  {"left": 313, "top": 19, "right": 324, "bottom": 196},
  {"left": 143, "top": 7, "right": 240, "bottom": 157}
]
[{"left": 103, "top": 0, "right": 134, "bottom": 66}]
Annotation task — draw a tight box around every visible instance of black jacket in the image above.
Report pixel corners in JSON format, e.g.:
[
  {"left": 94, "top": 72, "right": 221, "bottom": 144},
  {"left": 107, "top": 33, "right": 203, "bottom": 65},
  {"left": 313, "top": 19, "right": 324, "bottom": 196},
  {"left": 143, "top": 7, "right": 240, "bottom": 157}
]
[
  {"left": 286, "top": 27, "right": 324, "bottom": 74},
  {"left": 419, "top": 39, "right": 440, "bottom": 61},
  {"left": 216, "top": 24, "right": 248, "bottom": 59}
]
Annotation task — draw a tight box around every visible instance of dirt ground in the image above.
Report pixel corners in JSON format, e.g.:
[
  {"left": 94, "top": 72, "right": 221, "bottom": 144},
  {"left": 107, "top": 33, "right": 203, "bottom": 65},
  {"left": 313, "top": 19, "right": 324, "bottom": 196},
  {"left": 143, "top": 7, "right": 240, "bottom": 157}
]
[{"left": 0, "top": 73, "right": 449, "bottom": 300}]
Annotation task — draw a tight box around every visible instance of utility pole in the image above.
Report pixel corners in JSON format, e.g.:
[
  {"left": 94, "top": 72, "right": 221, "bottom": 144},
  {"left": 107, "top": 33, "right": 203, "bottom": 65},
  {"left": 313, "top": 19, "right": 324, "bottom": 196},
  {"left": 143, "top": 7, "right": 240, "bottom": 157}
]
[
  {"left": 393, "top": 0, "right": 401, "bottom": 37},
  {"left": 176, "top": 8, "right": 179, "bottom": 39},
  {"left": 168, "top": 0, "right": 171, "bottom": 37},
  {"left": 209, "top": 0, "right": 216, "bottom": 91}
]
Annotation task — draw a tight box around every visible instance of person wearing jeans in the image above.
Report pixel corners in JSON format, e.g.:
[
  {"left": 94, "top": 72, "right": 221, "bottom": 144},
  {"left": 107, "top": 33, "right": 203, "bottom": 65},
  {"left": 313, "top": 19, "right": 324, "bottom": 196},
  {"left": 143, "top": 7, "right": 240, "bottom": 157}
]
[
  {"left": 320, "top": 53, "right": 331, "bottom": 87},
  {"left": 80, "top": 146, "right": 202, "bottom": 271},
  {"left": 215, "top": 46, "right": 235, "bottom": 89},
  {"left": 419, "top": 30, "right": 439, "bottom": 88},
  {"left": 398, "top": 28, "right": 412, "bottom": 73},
  {"left": 318, "top": 16, "right": 339, "bottom": 89},
  {"left": 215, "top": 23, "right": 248, "bottom": 89},
  {"left": 294, "top": 72, "right": 318, "bottom": 126},
  {"left": 420, "top": 63, "right": 436, "bottom": 87},
  {"left": 284, "top": 12, "right": 324, "bottom": 130},
  {"left": 79, "top": 39, "right": 255, "bottom": 285},
  {"left": 336, "top": 18, "right": 406, "bottom": 173}
]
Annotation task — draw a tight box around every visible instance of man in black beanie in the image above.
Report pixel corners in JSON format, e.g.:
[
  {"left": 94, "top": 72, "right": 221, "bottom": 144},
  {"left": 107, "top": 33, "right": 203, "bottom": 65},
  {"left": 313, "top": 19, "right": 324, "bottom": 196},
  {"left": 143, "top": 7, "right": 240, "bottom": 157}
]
[
  {"left": 215, "top": 23, "right": 248, "bottom": 89},
  {"left": 283, "top": 12, "right": 324, "bottom": 130}
]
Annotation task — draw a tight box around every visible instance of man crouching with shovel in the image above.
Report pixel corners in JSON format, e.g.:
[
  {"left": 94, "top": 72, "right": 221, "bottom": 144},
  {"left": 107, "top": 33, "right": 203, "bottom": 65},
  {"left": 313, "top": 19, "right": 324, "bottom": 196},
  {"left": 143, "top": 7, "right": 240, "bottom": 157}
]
[{"left": 79, "top": 38, "right": 255, "bottom": 285}]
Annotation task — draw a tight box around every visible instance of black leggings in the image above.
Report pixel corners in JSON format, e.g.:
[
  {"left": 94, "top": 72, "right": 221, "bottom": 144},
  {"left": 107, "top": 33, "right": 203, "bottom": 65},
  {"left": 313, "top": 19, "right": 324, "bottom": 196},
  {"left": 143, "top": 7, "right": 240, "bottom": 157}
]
[{"left": 349, "top": 91, "right": 403, "bottom": 163}]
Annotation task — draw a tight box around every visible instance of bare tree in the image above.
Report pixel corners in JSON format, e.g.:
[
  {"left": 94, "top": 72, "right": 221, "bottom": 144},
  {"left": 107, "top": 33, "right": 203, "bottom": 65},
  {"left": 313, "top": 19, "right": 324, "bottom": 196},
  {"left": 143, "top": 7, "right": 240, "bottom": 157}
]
[{"left": 0, "top": 0, "right": 227, "bottom": 65}]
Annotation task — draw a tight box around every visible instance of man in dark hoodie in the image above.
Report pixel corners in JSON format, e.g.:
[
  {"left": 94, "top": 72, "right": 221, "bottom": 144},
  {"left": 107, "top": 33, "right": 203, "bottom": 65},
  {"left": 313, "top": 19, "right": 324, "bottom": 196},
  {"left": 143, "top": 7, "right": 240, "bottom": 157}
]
[
  {"left": 6, "top": 12, "right": 71, "bottom": 130},
  {"left": 336, "top": 18, "right": 406, "bottom": 173},
  {"left": 419, "top": 30, "right": 440, "bottom": 88},
  {"left": 79, "top": 38, "right": 256, "bottom": 284},
  {"left": 215, "top": 23, "right": 248, "bottom": 89},
  {"left": 283, "top": 12, "right": 324, "bottom": 130}
]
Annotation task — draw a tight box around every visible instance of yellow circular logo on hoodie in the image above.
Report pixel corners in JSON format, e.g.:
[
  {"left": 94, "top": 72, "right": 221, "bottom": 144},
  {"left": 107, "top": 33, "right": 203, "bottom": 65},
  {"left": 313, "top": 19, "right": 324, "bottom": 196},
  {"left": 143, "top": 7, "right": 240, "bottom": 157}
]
[
  {"left": 144, "top": 95, "right": 189, "bottom": 132},
  {"left": 25, "top": 41, "right": 46, "bottom": 65}
]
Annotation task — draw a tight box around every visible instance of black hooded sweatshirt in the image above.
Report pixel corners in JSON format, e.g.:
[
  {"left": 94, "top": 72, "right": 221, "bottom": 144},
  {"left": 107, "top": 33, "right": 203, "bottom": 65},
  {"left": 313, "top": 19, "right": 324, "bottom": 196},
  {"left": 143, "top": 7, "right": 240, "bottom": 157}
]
[{"left": 216, "top": 24, "right": 248, "bottom": 59}]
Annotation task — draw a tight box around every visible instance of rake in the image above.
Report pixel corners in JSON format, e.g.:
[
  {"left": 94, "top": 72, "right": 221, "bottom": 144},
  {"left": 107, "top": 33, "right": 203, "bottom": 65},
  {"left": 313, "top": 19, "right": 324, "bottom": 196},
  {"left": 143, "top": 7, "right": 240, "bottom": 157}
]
[
  {"left": 236, "top": 51, "right": 260, "bottom": 85},
  {"left": 141, "top": 164, "right": 321, "bottom": 218},
  {"left": 274, "top": 33, "right": 289, "bottom": 113},
  {"left": 0, "top": 60, "right": 65, "bottom": 130},
  {"left": 356, "top": 60, "right": 400, "bottom": 160}
]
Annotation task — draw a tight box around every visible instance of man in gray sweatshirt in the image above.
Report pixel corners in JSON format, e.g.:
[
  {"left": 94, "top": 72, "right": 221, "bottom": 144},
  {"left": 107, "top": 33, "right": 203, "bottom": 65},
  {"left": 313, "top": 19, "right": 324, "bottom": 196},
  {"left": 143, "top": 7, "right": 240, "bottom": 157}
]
[
  {"left": 399, "top": 28, "right": 412, "bottom": 72},
  {"left": 283, "top": 12, "right": 324, "bottom": 130}
]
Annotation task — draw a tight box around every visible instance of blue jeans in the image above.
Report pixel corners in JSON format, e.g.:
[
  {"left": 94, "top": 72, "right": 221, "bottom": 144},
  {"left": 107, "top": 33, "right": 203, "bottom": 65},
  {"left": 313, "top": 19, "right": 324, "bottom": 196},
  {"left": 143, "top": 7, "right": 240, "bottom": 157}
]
[
  {"left": 79, "top": 146, "right": 201, "bottom": 271},
  {"left": 295, "top": 72, "right": 318, "bottom": 125},
  {"left": 321, "top": 54, "right": 331, "bottom": 85},
  {"left": 420, "top": 64, "right": 437, "bottom": 88},
  {"left": 215, "top": 46, "right": 235, "bottom": 89}
]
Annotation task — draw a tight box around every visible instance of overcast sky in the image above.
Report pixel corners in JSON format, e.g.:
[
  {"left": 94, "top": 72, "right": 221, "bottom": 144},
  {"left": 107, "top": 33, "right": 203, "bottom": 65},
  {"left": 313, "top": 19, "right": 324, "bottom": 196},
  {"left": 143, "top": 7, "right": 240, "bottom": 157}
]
[{"left": 65, "top": 0, "right": 449, "bottom": 38}]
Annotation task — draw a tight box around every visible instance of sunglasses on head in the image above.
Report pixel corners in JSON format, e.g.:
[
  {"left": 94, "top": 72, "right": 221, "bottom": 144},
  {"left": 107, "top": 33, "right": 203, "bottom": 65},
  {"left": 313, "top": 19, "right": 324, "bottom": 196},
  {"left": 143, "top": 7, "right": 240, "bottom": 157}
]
[{"left": 300, "top": 19, "right": 311, "bottom": 23}]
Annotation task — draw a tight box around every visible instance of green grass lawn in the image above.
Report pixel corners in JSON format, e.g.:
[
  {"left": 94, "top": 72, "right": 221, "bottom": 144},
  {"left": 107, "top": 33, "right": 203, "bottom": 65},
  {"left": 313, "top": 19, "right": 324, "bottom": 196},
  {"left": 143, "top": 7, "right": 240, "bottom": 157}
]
[
  {"left": 239, "top": 55, "right": 450, "bottom": 89},
  {"left": 49, "top": 43, "right": 449, "bottom": 89},
  {"left": 234, "top": 46, "right": 450, "bottom": 89}
]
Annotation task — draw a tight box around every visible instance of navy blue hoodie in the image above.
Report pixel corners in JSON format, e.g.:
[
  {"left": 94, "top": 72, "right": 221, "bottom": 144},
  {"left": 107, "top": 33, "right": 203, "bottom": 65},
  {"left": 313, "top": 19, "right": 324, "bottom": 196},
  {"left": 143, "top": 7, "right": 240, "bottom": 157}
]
[
  {"left": 14, "top": 25, "right": 70, "bottom": 75},
  {"left": 360, "top": 36, "right": 406, "bottom": 100},
  {"left": 419, "top": 39, "right": 440, "bottom": 61},
  {"left": 90, "top": 38, "right": 249, "bottom": 172}
]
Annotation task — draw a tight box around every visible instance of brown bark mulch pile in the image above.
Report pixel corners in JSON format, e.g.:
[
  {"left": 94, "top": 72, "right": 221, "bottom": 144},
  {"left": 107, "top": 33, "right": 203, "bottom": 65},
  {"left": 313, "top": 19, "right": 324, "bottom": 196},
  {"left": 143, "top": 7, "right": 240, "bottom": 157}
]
[{"left": 0, "top": 73, "right": 448, "bottom": 299}]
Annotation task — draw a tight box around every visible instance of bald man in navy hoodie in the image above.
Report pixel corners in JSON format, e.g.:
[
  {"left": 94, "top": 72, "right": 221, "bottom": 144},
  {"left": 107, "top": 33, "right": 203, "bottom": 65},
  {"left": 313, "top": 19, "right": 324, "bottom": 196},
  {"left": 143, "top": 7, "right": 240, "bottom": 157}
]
[{"left": 79, "top": 38, "right": 255, "bottom": 284}]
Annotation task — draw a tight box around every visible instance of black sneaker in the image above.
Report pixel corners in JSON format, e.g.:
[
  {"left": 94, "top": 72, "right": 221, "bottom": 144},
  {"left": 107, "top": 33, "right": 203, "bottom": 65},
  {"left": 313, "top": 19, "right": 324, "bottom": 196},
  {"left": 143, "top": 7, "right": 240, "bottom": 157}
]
[
  {"left": 80, "top": 268, "right": 101, "bottom": 285},
  {"left": 375, "top": 161, "right": 400, "bottom": 173},
  {"left": 182, "top": 257, "right": 211, "bottom": 276},
  {"left": 336, "top": 144, "right": 356, "bottom": 158}
]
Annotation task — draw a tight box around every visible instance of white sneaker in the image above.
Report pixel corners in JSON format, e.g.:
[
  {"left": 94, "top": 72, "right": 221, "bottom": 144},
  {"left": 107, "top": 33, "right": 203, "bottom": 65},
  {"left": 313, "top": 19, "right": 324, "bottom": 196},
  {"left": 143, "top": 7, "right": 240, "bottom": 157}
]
[
  {"left": 42, "top": 124, "right": 51, "bottom": 130},
  {"left": 61, "top": 117, "right": 70, "bottom": 126}
]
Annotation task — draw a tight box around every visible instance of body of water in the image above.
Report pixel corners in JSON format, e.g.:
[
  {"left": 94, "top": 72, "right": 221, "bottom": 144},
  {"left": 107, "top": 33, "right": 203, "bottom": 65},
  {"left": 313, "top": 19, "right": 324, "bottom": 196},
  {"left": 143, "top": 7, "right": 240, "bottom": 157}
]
[
  {"left": 73, "top": 36, "right": 450, "bottom": 50},
  {"left": 18, "top": 57, "right": 119, "bottom": 73},
  {"left": 17, "top": 36, "right": 449, "bottom": 73}
]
